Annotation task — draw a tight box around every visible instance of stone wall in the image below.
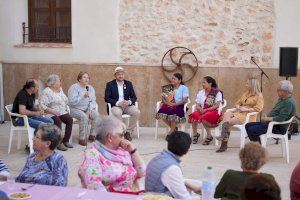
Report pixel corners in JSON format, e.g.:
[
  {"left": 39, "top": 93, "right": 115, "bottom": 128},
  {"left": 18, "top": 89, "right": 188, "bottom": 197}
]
[
  {"left": 3, "top": 64, "right": 299, "bottom": 127},
  {"left": 120, "top": 0, "right": 275, "bottom": 66}
]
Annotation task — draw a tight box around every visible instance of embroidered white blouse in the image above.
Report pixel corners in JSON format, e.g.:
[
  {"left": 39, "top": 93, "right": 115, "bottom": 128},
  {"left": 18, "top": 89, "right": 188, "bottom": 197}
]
[{"left": 39, "top": 87, "right": 69, "bottom": 117}]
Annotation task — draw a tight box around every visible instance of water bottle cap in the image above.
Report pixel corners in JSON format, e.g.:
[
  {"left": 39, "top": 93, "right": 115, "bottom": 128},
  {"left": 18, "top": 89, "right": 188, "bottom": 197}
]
[{"left": 208, "top": 166, "right": 212, "bottom": 170}]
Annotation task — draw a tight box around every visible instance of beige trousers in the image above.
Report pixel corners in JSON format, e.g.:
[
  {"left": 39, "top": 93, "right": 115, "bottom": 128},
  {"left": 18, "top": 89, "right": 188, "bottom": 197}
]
[
  {"left": 70, "top": 108, "right": 99, "bottom": 140},
  {"left": 111, "top": 105, "right": 140, "bottom": 133}
]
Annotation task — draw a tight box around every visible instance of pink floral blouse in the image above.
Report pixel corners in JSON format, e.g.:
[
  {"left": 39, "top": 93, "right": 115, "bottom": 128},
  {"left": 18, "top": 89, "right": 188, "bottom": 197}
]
[{"left": 78, "top": 145, "right": 144, "bottom": 192}]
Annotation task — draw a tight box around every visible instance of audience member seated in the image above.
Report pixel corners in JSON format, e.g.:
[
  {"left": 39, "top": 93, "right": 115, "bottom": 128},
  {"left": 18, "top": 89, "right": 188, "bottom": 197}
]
[
  {"left": 78, "top": 116, "right": 145, "bottom": 193},
  {"left": 0, "top": 159, "right": 10, "bottom": 181},
  {"left": 246, "top": 80, "right": 296, "bottom": 143},
  {"left": 39, "top": 74, "right": 73, "bottom": 151},
  {"left": 240, "top": 173, "right": 281, "bottom": 200},
  {"left": 68, "top": 71, "right": 99, "bottom": 146},
  {"left": 145, "top": 131, "right": 199, "bottom": 200},
  {"left": 156, "top": 73, "right": 189, "bottom": 138},
  {"left": 216, "top": 77, "right": 263, "bottom": 152},
  {"left": 16, "top": 124, "right": 68, "bottom": 186},
  {"left": 290, "top": 162, "right": 300, "bottom": 200},
  {"left": 214, "top": 142, "right": 272, "bottom": 199},
  {"left": 12, "top": 79, "right": 53, "bottom": 132},
  {"left": 104, "top": 66, "right": 140, "bottom": 141},
  {"left": 189, "top": 76, "right": 222, "bottom": 145}
]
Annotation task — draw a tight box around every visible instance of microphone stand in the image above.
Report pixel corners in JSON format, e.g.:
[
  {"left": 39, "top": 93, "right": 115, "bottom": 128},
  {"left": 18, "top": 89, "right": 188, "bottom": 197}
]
[{"left": 251, "top": 57, "right": 270, "bottom": 122}]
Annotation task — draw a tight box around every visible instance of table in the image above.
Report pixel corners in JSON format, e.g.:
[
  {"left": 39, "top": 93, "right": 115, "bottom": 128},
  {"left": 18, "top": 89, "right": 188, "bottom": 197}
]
[{"left": 0, "top": 182, "right": 139, "bottom": 200}]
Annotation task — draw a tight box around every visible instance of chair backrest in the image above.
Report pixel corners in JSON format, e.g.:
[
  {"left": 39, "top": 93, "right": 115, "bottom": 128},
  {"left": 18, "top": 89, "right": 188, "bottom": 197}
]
[
  {"left": 5, "top": 104, "right": 13, "bottom": 121},
  {"left": 218, "top": 99, "right": 227, "bottom": 115}
]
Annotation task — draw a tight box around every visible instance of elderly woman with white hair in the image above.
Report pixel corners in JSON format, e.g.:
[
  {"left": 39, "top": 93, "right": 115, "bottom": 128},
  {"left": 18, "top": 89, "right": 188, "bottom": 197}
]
[
  {"left": 39, "top": 74, "right": 73, "bottom": 151},
  {"left": 78, "top": 116, "right": 145, "bottom": 194},
  {"left": 246, "top": 80, "right": 296, "bottom": 143}
]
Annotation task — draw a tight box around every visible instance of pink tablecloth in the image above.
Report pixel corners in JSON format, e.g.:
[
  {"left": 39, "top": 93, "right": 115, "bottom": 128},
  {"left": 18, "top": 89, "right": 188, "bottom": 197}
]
[{"left": 0, "top": 182, "right": 139, "bottom": 200}]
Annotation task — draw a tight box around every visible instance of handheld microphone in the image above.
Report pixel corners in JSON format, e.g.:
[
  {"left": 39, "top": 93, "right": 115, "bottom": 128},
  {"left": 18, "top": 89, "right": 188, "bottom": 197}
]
[{"left": 86, "top": 86, "right": 89, "bottom": 91}]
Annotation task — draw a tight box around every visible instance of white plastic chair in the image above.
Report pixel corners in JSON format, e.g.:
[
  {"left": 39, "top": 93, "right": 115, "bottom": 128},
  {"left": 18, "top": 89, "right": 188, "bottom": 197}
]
[
  {"left": 5, "top": 104, "right": 35, "bottom": 154},
  {"left": 189, "top": 99, "right": 227, "bottom": 146},
  {"left": 107, "top": 102, "right": 140, "bottom": 138},
  {"left": 259, "top": 116, "right": 294, "bottom": 163},
  {"left": 226, "top": 108, "right": 258, "bottom": 149},
  {"left": 155, "top": 99, "right": 191, "bottom": 139}
]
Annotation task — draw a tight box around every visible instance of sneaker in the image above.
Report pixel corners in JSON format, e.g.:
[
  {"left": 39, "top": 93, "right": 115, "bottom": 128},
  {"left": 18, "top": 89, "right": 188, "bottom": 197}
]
[{"left": 57, "top": 143, "right": 68, "bottom": 151}]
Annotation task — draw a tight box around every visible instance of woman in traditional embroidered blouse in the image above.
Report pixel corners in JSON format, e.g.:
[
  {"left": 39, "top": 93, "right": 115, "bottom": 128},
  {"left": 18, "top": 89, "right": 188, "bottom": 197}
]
[
  {"left": 16, "top": 124, "right": 68, "bottom": 186},
  {"left": 189, "top": 76, "right": 223, "bottom": 145},
  {"left": 78, "top": 116, "right": 145, "bottom": 193},
  {"left": 39, "top": 74, "right": 73, "bottom": 151},
  {"left": 156, "top": 73, "right": 189, "bottom": 136},
  {"left": 216, "top": 77, "right": 264, "bottom": 153}
]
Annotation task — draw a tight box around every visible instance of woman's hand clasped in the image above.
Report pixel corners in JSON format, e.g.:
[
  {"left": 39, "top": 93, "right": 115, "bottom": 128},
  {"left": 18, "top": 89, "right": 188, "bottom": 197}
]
[{"left": 120, "top": 140, "right": 134, "bottom": 153}]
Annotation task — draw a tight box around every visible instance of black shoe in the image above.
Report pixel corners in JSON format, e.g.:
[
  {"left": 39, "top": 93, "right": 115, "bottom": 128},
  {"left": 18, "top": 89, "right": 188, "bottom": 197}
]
[
  {"left": 124, "top": 132, "right": 132, "bottom": 141},
  {"left": 193, "top": 133, "right": 201, "bottom": 144},
  {"left": 25, "top": 145, "right": 30, "bottom": 154}
]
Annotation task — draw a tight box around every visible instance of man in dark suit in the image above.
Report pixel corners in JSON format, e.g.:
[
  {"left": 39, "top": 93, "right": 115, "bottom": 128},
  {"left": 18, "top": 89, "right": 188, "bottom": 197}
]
[{"left": 105, "top": 66, "right": 140, "bottom": 141}]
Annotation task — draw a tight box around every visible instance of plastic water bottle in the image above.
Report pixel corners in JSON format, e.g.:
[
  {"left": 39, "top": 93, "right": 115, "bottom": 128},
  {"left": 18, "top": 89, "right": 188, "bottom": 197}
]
[{"left": 202, "top": 166, "right": 215, "bottom": 200}]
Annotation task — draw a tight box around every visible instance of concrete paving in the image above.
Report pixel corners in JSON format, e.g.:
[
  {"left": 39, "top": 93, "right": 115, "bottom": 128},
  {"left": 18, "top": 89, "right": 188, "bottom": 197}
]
[{"left": 0, "top": 122, "right": 299, "bottom": 199}]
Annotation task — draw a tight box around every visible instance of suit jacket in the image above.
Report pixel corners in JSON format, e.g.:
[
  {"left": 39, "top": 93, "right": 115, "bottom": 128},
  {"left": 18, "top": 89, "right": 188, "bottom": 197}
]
[{"left": 104, "top": 79, "right": 137, "bottom": 108}]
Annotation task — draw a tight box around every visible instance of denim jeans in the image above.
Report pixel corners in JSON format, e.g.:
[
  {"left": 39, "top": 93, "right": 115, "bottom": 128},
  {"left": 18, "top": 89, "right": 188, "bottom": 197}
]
[
  {"left": 246, "top": 122, "right": 286, "bottom": 143},
  {"left": 15, "top": 116, "right": 54, "bottom": 130}
]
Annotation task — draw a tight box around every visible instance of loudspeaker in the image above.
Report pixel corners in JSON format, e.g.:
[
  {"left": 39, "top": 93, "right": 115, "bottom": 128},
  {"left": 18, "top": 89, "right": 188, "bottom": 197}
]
[{"left": 279, "top": 47, "right": 298, "bottom": 77}]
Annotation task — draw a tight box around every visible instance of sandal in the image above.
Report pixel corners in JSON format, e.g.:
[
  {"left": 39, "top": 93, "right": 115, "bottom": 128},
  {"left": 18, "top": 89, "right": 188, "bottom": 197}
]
[
  {"left": 202, "top": 137, "right": 213, "bottom": 145},
  {"left": 193, "top": 133, "right": 201, "bottom": 144}
]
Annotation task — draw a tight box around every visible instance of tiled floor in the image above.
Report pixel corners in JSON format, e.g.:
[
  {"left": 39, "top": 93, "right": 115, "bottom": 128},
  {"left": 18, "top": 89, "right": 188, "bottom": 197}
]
[{"left": 0, "top": 122, "right": 299, "bottom": 199}]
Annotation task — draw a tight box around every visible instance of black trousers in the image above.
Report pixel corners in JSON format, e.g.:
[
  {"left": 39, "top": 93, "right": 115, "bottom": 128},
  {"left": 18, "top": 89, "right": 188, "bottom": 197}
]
[
  {"left": 245, "top": 122, "right": 286, "bottom": 143},
  {"left": 52, "top": 113, "right": 73, "bottom": 143}
]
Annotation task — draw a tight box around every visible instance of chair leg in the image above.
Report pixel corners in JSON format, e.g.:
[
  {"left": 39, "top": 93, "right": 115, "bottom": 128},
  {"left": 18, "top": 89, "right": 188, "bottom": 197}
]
[
  {"left": 284, "top": 135, "right": 289, "bottom": 163},
  {"left": 189, "top": 124, "right": 193, "bottom": 138},
  {"left": 155, "top": 120, "right": 158, "bottom": 139},
  {"left": 17, "top": 131, "right": 22, "bottom": 150},
  {"left": 27, "top": 128, "right": 35, "bottom": 154},
  {"left": 260, "top": 135, "right": 267, "bottom": 148},
  {"left": 214, "top": 128, "right": 219, "bottom": 146},
  {"left": 8, "top": 128, "right": 14, "bottom": 154},
  {"left": 136, "top": 121, "right": 140, "bottom": 139},
  {"left": 240, "top": 127, "right": 246, "bottom": 149}
]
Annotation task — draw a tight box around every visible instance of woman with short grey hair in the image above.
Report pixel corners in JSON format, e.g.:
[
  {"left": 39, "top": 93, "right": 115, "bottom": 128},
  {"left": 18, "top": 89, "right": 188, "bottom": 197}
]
[
  {"left": 246, "top": 80, "right": 296, "bottom": 142},
  {"left": 39, "top": 74, "right": 73, "bottom": 151},
  {"left": 16, "top": 124, "right": 68, "bottom": 186},
  {"left": 78, "top": 116, "right": 145, "bottom": 193}
]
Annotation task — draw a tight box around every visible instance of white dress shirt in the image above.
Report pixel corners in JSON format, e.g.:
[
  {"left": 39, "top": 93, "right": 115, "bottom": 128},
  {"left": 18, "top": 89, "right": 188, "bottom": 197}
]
[{"left": 161, "top": 165, "right": 200, "bottom": 200}]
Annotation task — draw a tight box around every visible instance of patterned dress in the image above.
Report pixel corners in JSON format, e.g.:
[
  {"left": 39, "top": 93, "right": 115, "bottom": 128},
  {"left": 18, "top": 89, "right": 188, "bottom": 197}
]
[
  {"left": 189, "top": 88, "right": 223, "bottom": 127},
  {"left": 78, "top": 142, "right": 145, "bottom": 192},
  {"left": 16, "top": 152, "right": 68, "bottom": 186}
]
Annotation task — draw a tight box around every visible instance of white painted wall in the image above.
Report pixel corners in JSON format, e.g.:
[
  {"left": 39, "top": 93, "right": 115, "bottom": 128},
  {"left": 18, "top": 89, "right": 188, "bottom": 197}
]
[
  {"left": 0, "top": 0, "right": 300, "bottom": 67},
  {"left": 274, "top": 0, "right": 300, "bottom": 68},
  {"left": 0, "top": 0, "right": 120, "bottom": 64}
]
